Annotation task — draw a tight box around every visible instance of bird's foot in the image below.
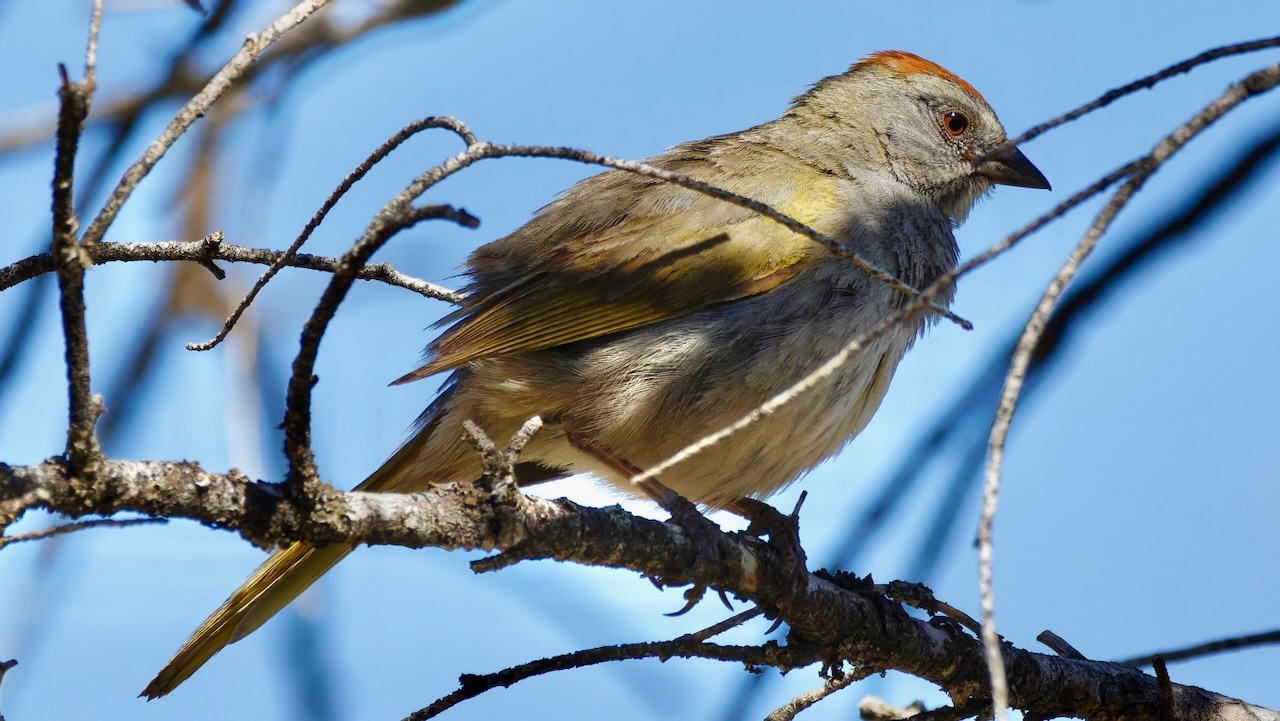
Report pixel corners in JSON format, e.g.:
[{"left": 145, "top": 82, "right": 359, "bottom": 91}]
[{"left": 729, "top": 494, "right": 810, "bottom": 615}]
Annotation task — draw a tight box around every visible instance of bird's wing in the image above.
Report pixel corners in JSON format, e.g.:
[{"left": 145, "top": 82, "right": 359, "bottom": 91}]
[{"left": 393, "top": 169, "right": 837, "bottom": 384}]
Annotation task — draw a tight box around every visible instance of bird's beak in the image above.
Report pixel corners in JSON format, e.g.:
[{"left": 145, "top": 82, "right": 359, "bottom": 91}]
[{"left": 973, "top": 142, "right": 1051, "bottom": 190}]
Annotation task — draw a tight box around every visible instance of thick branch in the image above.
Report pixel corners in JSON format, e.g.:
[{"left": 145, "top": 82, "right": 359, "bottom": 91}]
[{"left": 0, "top": 457, "right": 1274, "bottom": 721}]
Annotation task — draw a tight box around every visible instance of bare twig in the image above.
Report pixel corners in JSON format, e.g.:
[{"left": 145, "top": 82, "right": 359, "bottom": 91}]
[
  {"left": 188, "top": 116, "right": 476, "bottom": 352},
  {"left": 1012, "top": 36, "right": 1280, "bottom": 146},
  {"left": 407, "top": 640, "right": 822, "bottom": 721},
  {"left": 0, "top": 238, "right": 462, "bottom": 302},
  {"left": 977, "top": 62, "right": 1280, "bottom": 721},
  {"left": 282, "top": 203, "right": 478, "bottom": 500},
  {"left": 881, "top": 581, "right": 982, "bottom": 637},
  {"left": 81, "top": 0, "right": 103, "bottom": 90},
  {"left": 49, "top": 2, "right": 105, "bottom": 473},
  {"left": 78, "top": 0, "right": 335, "bottom": 248},
  {"left": 503, "top": 415, "right": 545, "bottom": 458},
  {"left": 0, "top": 517, "right": 166, "bottom": 549},
  {"left": 1119, "top": 629, "right": 1280, "bottom": 667},
  {"left": 765, "top": 668, "right": 871, "bottom": 721},
  {"left": 686, "top": 607, "right": 766, "bottom": 642},
  {"left": 1037, "top": 630, "right": 1088, "bottom": 661}
]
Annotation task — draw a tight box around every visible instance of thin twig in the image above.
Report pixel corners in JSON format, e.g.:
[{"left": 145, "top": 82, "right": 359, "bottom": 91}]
[
  {"left": 765, "top": 668, "right": 870, "bottom": 721},
  {"left": 628, "top": 165, "right": 1141, "bottom": 490},
  {"left": 683, "top": 607, "right": 766, "bottom": 642},
  {"left": 283, "top": 203, "right": 478, "bottom": 500},
  {"left": 82, "top": 0, "right": 103, "bottom": 90},
  {"left": 880, "top": 581, "right": 982, "bottom": 637},
  {"left": 0, "top": 238, "right": 462, "bottom": 302},
  {"left": 49, "top": 2, "right": 105, "bottom": 473},
  {"left": 188, "top": 116, "right": 476, "bottom": 352},
  {"left": 1012, "top": 36, "right": 1280, "bottom": 146},
  {"left": 503, "top": 415, "right": 544, "bottom": 458},
  {"left": 406, "top": 640, "right": 821, "bottom": 721},
  {"left": 977, "top": 62, "right": 1280, "bottom": 721},
  {"left": 77, "top": 0, "right": 335, "bottom": 248},
  {"left": 1118, "top": 629, "right": 1280, "bottom": 667},
  {"left": 0, "top": 517, "right": 166, "bottom": 549}
]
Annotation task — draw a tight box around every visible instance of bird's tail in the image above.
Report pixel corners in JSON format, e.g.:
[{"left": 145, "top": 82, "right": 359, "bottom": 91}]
[
  {"left": 140, "top": 541, "right": 353, "bottom": 699},
  {"left": 141, "top": 406, "right": 444, "bottom": 700}
]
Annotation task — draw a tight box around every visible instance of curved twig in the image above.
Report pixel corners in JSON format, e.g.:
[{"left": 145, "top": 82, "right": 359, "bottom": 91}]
[
  {"left": 978, "top": 62, "right": 1280, "bottom": 720},
  {"left": 1012, "top": 36, "right": 1280, "bottom": 146}
]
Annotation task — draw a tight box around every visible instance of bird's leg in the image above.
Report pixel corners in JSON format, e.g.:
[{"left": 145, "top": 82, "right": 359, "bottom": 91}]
[
  {"left": 564, "top": 431, "right": 731, "bottom": 615},
  {"left": 727, "top": 494, "right": 809, "bottom": 619}
]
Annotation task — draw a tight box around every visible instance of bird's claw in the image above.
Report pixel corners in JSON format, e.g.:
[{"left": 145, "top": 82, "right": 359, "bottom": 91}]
[{"left": 730, "top": 497, "right": 810, "bottom": 612}]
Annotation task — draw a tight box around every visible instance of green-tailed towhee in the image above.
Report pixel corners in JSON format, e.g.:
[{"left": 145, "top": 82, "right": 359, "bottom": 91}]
[{"left": 144, "top": 49, "right": 1049, "bottom": 698}]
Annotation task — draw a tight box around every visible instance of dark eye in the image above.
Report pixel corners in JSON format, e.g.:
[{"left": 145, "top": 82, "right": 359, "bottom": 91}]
[{"left": 942, "top": 111, "right": 969, "bottom": 137}]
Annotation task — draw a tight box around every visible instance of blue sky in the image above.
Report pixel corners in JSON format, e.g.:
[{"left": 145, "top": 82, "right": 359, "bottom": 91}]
[{"left": 1, "top": 2, "right": 1279, "bottom": 720}]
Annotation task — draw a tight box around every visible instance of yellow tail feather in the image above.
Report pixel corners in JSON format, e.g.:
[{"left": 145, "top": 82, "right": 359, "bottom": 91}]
[
  {"left": 142, "top": 401, "right": 444, "bottom": 699},
  {"left": 141, "top": 542, "right": 354, "bottom": 699}
]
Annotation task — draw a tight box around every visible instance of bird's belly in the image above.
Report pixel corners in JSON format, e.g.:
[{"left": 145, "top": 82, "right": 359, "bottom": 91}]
[{"left": 520, "top": 297, "right": 914, "bottom": 508}]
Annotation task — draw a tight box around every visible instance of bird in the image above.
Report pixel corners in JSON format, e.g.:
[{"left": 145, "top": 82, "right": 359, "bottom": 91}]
[{"left": 142, "top": 49, "right": 1049, "bottom": 698}]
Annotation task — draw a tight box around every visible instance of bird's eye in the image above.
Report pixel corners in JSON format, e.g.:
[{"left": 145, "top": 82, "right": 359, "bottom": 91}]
[{"left": 942, "top": 111, "right": 969, "bottom": 137}]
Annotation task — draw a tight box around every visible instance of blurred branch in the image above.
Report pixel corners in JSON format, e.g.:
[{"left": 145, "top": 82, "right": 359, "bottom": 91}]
[
  {"left": 78, "top": 0, "right": 335, "bottom": 249},
  {"left": 1119, "top": 629, "right": 1280, "bottom": 668},
  {"left": 0, "top": 517, "right": 166, "bottom": 550},
  {"left": 0, "top": 1, "right": 463, "bottom": 159}
]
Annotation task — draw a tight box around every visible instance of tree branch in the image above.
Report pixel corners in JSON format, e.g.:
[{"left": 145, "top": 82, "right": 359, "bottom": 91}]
[
  {"left": 0, "top": 236, "right": 462, "bottom": 302},
  {"left": 77, "top": 0, "right": 335, "bottom": 249},
  {"left": 49, "top": 3, "right": 104, "bottom": 475},
  {"left": 977, "top": 61, "right": 1280, "bottom": 720},
  {"left": 0, "top": 457, "right": 1275, "bottom": 721}
]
